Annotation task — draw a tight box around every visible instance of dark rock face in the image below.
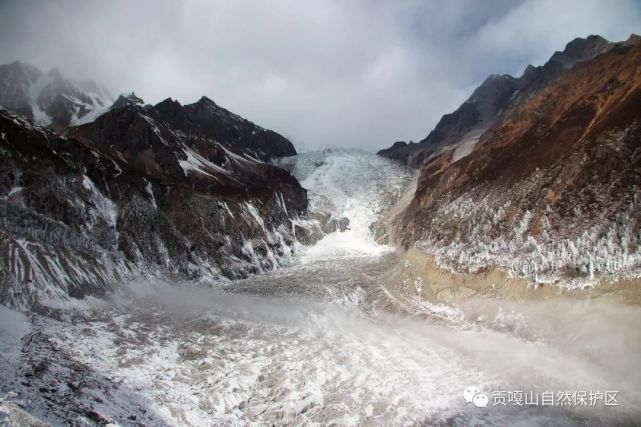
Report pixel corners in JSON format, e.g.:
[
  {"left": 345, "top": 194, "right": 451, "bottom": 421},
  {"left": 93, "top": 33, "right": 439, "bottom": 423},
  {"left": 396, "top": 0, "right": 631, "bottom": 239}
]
[
  {"left": 293, "top": 222, "right": 324, "bottom": 246},
  {"left": 146, "top": 96, "right": 297, "bottom": 161},
  {"left": 323, "top": 217, "right": 350, "bottom": 233},
  {"left": 0, "top": 61, "right": 113, "bottom": 128},
  {"left": 393, "top": 38, "right": 641, "bottom": 285},
  {"left": 422, "top": 74, "right": 516, "bottom": 146},
  {"left": 0, "top": 100, "right": 308, "bottom": 308},
  {"left": 547, "top": 34, "right": 611, "bottom": 67},
  {"left": 376, "top": 141, "right": 412, "bottom": 163},
  {"left": 378, "top": 35, "right": 620, "bottom": 168},
  {"left": 109, "top": 92, "right": 145, "bottom": 110}
]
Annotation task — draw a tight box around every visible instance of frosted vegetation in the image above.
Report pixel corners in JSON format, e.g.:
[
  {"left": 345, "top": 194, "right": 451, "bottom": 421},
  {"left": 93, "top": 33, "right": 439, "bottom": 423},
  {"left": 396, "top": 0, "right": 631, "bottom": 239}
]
[{"left": 417, "top": 191, "right": 641, "bottom": 288}]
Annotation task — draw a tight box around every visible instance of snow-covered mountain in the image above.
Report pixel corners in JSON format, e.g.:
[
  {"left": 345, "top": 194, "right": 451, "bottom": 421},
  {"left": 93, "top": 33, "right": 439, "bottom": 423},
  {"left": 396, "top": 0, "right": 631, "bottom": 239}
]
[
  {"left": 0, "top": 92, "right": 312, "bottom": 309},
  {"left": 0, "top": 61, "right": 114, "bottom": 128}
]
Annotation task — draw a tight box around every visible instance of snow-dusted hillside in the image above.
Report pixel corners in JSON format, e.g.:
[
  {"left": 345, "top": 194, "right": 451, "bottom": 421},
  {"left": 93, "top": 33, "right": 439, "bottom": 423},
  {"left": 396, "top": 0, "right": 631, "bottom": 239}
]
[
  {"left": 391, "top": 38, "right": 641, "bottom": 287},
  {"left": 0, "top": 61, "right": 113, "bottom": 128},
  {"left": 0, "top": 100, "right": 309, "bottom": 309}
]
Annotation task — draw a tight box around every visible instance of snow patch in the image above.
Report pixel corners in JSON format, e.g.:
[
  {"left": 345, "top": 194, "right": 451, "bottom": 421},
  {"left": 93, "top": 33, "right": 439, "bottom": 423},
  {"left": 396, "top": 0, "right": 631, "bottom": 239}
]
[{"left": 145, "top": 180, "right": 157, "bottom": 208}]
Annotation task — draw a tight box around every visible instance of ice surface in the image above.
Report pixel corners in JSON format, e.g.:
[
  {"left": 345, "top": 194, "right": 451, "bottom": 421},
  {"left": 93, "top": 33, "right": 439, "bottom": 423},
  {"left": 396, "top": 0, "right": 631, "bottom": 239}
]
[
  {"left": 5, "top": 283, "right": 639, "bottom": 426},
  {"left": 280, "top": 149, "right": 412, "bottom": 262}
]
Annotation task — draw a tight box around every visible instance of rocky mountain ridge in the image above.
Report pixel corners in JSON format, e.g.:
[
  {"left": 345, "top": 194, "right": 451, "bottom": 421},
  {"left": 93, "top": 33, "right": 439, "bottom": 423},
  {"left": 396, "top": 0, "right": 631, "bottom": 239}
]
[
  {"left": 381, "top": 35, "right": 641, "bottom": 287},
  {"left": 0, "top": 90, "right": 312, "bottom": 309},
  {"left": 378, "top": 34, "right": 623, "bottom": 167}
]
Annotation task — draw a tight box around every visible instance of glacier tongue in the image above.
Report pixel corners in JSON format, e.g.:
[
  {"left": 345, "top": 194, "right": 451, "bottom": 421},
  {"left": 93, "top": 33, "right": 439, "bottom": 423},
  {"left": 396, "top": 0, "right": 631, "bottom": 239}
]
[{"left": 279, "top": 149, "right": 412, "bottom": 262}]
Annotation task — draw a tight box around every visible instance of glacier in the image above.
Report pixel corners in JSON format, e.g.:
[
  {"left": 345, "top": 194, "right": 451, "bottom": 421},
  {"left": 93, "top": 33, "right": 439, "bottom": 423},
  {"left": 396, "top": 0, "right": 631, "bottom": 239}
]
[{"left": 1, "top": 150, "right": 640, "bottom": 426}]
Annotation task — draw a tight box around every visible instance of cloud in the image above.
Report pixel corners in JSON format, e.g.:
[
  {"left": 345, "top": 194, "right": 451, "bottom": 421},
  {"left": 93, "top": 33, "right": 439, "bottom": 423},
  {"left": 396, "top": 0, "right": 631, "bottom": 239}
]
[{"left": 0, "top": 0, "right": 640, "bottom": 151}]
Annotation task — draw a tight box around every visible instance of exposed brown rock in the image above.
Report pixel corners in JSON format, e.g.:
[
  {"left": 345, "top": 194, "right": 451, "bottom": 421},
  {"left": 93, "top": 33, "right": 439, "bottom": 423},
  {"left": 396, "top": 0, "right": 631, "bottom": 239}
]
[{"left": 391, "top": 36, "right": 641, "bottom": 285}]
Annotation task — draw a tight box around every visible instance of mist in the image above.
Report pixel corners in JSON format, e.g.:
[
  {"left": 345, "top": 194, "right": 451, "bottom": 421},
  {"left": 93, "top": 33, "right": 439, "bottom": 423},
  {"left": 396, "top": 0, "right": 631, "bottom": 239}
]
[{"left": 1, "top": 0, "right": 640, "bottom": 151}]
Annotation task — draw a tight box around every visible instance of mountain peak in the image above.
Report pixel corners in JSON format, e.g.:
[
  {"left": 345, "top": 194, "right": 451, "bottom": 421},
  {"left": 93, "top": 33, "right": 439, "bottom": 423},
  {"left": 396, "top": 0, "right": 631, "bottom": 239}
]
[
  {"left": 4, "top": 60, "right": 41, "bottom": 78},
  {"left": 626, "top": 33, "right": 641, "bottom": 45},
  {"left": 110, "top": 92, "right": 145, "bottom": 110},
  {"left": 563, "top": 35, "right": 609, "bottom": 57},
  {"left": 8, "top": 60, "right": 24, "bottom": 68},
  {"left": 197, "top": 95, "right": 217, "bottom": 106},
  {"left": 548, "top": 35, "right": 611, "bottom": 68},
  {"left": 0, "top": 60, "right": 114, "bottom": 127},
  {"left": 378, "top": 34, "right": 624, "bottom": 168},
  {"left": 156, "top": 97, "right": 182, "bottom": 109}
]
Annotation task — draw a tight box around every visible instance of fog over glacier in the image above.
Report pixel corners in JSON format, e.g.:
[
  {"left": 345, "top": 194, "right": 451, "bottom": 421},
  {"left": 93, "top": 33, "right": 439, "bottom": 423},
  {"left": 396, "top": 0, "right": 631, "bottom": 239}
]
[{"left": 1, "top": 0, "right": 640, "bottom": 150}]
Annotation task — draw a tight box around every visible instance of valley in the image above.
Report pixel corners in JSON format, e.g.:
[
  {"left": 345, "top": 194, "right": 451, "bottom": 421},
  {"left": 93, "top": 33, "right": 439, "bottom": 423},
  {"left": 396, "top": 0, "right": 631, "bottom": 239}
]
[
  {"left": 2, "top": 150, "right": 640, "bottom": 426},
  {"left": 1, "top": 27, "right": 641, "bottom": 427}
]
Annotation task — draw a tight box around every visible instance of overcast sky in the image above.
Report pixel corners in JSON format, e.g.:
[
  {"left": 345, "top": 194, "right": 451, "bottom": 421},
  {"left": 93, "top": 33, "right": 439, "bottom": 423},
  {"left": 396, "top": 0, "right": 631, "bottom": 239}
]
[{"left": 1, "top": 0, "right": 640, "bottom": 151}]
